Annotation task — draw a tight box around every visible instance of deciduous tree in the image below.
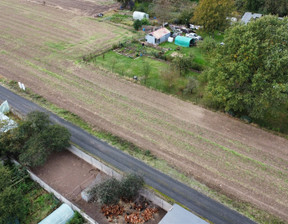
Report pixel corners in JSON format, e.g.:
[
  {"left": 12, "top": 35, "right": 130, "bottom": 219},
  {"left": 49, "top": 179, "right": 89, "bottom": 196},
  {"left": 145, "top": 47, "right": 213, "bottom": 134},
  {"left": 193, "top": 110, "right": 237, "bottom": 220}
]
[
  {"left": 192, "top": 0, "right": 234, "bottom": 32},
  {"left": 203, "top": 16, "right": 288, "bottom": 119}
]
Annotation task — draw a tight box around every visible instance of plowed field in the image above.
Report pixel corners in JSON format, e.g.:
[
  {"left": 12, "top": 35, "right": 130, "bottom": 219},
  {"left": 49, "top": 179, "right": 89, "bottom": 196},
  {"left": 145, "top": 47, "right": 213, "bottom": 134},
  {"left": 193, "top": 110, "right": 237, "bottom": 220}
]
[{"left": 1, "top": 0, "right": 288, "bottom": 222}]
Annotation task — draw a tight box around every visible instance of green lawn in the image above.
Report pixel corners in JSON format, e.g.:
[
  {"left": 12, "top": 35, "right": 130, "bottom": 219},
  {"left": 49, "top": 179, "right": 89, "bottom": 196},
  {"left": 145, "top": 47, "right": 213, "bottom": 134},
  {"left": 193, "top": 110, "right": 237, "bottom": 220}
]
[{"left": 160, "top": 42, "right": 208, "bottom": 66}]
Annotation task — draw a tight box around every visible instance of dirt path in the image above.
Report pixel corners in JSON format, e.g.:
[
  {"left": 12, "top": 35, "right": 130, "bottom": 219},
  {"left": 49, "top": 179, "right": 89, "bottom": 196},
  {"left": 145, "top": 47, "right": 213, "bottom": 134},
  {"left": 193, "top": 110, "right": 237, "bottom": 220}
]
[{"left": 1, "top": 0, "right": 288, "bottom": 222}]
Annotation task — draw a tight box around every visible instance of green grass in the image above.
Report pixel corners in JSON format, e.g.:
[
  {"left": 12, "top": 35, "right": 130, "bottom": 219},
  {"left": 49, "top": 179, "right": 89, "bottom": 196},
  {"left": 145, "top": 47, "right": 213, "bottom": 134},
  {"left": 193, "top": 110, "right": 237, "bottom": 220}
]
[
  {"left": 160, "top": 42, "right": 208, "bottom": 66},
  {"left": 44, "top": 41, "right": 74, "bottom": 51},
  {"left": 92, "top": 51, "right": 198, "bottom": 95},
  {"left": 197, "top": 30, "right": 225, "bottom": 43},
  {"left": 0, "top": 78, "right": 286, "bottom": 224},
  {"left": 25, "top": 190, "right": 59, "bottom": 224}
]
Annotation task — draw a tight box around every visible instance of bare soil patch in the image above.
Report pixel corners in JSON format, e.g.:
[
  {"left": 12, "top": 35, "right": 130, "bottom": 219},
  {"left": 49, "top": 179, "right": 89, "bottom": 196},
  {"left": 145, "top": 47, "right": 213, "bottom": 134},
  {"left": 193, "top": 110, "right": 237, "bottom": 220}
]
[
  {"left": 1, "top": 0, "right": 288, "bottom": 222},
  {"left": 26, "top": 0, "right": 120, "bottom": 16}
]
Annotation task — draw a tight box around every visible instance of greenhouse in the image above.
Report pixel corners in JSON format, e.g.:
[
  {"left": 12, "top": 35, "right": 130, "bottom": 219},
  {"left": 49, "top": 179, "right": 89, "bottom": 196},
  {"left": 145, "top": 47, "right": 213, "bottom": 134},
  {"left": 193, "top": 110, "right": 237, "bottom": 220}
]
[
  {"left": 175, "top": 36, "right": 195, "bottom": 47},
  {"left": 38, "top": 204, "right": 74, "bottom": 224}
]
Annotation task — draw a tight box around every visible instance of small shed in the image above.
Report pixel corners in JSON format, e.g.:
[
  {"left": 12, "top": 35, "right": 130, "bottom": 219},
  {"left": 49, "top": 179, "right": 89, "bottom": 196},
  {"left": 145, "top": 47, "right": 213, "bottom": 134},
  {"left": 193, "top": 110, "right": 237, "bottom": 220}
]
[
  {"left": 133, "top": 11, "right": 149, "bottom": 20},
  {"left": 175, "top": 36, "right": 195, "bottom": 47},
  {"left": 159, "top": 204, "right": 209, "bottom": 224},
  {"left": 241, "top": 12, "right": 262, "bottom": 24},
  {"left": 39, "top": 204, "right": 74, "bottom": 224},
  {"left": 145, "top": 27, "right": 171, "bottom": 45}
]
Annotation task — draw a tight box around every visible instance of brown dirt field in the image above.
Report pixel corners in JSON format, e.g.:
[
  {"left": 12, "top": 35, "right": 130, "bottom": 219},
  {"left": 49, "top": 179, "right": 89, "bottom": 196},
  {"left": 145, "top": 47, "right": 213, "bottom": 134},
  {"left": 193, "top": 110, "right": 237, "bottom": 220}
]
[
  {"left": 32, "top": 150, "right": 165, "bottom": 224},
  {"left": 26, "top": 0, "right": 120, "bottom": 16},
  {"left": 1, "top": 0, "right": 288, "bottom": 222}
]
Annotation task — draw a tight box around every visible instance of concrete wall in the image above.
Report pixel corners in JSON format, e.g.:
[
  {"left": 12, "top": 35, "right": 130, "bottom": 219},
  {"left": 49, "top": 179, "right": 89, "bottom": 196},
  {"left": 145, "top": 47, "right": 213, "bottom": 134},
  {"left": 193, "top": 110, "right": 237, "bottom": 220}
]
[
  {"left": 145, "top": 34, "right": 155, "bottom": 45},
  {"left": 27, "top": 170, "right": 98, "bottom": 224},
  {"left": 68, "top": 146, "right": 173, "bottom": 212},
  {"left": 68, "top": 146, "right": 122, "bottom": 180}
]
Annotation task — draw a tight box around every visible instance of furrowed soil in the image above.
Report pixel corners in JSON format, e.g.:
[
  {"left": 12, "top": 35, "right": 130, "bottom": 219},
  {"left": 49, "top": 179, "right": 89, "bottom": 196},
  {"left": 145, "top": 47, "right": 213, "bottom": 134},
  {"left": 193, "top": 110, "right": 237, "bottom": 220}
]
[{"left": 1, "top": 0, "right": 288, "bottom": 222}]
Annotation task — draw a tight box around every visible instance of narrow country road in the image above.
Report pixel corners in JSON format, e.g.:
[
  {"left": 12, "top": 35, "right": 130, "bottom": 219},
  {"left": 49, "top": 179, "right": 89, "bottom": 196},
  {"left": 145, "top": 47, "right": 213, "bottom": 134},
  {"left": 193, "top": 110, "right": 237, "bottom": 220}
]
[{"left": 0, "top": 85, "right": 255, "bottom": 224}]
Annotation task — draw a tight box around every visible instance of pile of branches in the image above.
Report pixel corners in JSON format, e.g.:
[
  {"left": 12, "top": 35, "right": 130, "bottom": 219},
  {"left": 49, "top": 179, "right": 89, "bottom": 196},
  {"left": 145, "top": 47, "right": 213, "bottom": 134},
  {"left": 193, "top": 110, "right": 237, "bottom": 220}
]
[
  {"left": 101, "top": 204, "right": 125, "bottom": 221},
  {"left": 124, "top": 207, "right": 159, "bottom": 224}
]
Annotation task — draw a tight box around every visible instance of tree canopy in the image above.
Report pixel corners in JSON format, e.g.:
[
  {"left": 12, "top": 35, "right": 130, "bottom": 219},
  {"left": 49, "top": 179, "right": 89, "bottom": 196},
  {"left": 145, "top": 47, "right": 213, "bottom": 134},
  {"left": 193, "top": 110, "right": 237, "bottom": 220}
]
[
  {"left": 236, "top": 0, "right": 288, "bottom": 17},
  {"left": 0, "top": 111, "right": 71, "bottom": 167},
  {"left": 202, "top": 16, "right": 288, "bottom": 119},
  {"left": 192, "top": 0, "right": 234, "bottom": 32}
]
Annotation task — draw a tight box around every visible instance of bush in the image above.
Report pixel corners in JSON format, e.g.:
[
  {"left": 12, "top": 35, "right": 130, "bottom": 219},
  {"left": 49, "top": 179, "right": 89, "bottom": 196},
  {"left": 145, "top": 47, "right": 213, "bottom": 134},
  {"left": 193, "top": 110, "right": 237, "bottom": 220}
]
[
  {"left": 67, "top": 212, "right": 85, "bottom": 224},
  {"left": 133, "top": 19, "right": 142, "bottom": 30},
  {"left": 141, "top": 18, "right": 150, "bottom": 25},
  {"left": 198, "top": 37, "right": 217, "bottom": 54},
  {"left": 119, "top": 174, "right": 144, "bottom": 201},
  {"left": 90, "top": 178, "right": 121, "bottom": 205},
  {"left": 191, "top": 62, "right": 204, "bottom": 71},
  {"left": 90, "top": 174, "right": 144, "bottom": 205}
]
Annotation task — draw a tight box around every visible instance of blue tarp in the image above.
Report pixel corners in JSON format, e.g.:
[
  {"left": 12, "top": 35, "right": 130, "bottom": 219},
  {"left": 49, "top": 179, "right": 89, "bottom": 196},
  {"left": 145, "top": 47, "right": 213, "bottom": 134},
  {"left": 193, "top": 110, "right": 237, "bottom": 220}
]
[{"left": 38, "top": 204, "right": 74, "bottom": 224}]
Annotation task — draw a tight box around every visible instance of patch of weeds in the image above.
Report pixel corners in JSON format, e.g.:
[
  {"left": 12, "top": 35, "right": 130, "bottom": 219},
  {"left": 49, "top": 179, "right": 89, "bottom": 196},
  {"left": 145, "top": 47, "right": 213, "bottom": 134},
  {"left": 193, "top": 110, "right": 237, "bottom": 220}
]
[
  {"left": 0, "top": 50, "right": 7, "bottom": 54},
  {"left": 67, "top": 212, "right": 85, "bottom": 224},
  {"left": 45, "top": 41, "right": 73, "bottom": 51}
]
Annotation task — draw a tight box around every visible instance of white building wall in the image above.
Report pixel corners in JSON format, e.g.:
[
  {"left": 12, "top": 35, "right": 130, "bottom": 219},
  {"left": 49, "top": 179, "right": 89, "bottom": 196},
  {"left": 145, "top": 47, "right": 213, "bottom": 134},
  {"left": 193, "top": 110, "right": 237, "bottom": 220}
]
[
  {"left": 145, "top": 34, "right": 155, "bottom": 44},
  {"left": 159, "top": 33, "right": 171, "bottom": 44}
]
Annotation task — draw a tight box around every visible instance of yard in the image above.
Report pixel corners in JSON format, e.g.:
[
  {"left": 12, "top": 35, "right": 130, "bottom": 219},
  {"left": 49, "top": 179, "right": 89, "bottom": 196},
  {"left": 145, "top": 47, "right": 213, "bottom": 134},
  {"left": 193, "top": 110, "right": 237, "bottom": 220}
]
[
  {"left": 91, "top": 41, "right": 202, "bottom": 96},
  {"left": 32, "top": 150, "right": 166, "bottom": 224}
]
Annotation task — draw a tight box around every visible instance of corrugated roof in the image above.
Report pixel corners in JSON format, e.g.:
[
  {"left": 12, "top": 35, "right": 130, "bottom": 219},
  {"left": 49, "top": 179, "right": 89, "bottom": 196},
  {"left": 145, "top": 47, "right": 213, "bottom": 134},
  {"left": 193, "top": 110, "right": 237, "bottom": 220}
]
[
  {"left": 149, "top": 28, "right": 170, "bottom": 39},
  {"left": 159, "top": 204, "right": 209, "bottom": 224},
  {"left": 241, "top": 12, "right": 262, "bottom": 24}
]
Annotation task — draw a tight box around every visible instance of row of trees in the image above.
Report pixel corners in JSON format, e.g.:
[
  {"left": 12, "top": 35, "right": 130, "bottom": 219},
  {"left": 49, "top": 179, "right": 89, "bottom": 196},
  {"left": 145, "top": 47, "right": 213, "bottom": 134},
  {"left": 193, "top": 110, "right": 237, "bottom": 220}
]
[
  {"left": 0, "top": 111, "right": 71, "bottom": 167},
  {"left": 236, "top": 0, "right": 288, "bottom": 17}
]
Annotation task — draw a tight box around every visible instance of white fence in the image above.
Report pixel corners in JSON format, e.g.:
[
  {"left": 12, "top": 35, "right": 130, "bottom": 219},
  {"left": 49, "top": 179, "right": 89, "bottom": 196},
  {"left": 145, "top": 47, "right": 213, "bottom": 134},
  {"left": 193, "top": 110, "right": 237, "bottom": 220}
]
[{"left": 68, "top": 146, "right": 173, "bottom": 211}]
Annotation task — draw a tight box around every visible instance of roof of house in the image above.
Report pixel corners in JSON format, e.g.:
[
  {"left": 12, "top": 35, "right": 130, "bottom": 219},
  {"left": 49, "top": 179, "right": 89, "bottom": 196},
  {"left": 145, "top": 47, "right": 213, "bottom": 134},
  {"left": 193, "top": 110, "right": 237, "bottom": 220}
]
[
  {"left": 149, "top": 27, "right": 170, "bottom": 39},
  {"left": 241, "top": 12, "right": 262, "bottom": 24},
  {"left": 159, "top": 204, "right": 209, "bottom": 224}
]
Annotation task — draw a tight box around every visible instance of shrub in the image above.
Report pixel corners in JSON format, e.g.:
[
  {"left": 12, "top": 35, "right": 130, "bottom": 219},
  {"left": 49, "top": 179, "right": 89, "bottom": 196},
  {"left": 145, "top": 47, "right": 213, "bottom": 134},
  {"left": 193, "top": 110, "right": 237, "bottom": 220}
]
[
  {"left": 90, "top": 174, "right": 144, "bottom": 205},
  {"left": 67, "top": 212, "right": 85, "bottom": 224},
  {"left": 133, "top": 19, "right": 142, "bottom": 30},
  {"left": 119, "top": 174, "right": 144, "bottom": 201},
  {"left": 90, "top": 178, "right": 121, "bottom": 205},
  {"left": 191, "top": 62, "right": 204, "bottom": 71},
  {"left": 141, "top": 18, "right": 150, "bottom": 25},
  {"left": 198, "top": 37, "right": 217, "bottom": 54}
]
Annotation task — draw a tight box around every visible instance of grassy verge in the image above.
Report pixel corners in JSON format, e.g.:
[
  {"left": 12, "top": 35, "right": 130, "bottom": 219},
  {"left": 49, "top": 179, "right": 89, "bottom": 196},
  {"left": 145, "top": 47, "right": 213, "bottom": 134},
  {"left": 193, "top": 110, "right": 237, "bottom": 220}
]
[{"left": 0, "top": 78, "right": 285, "bottom": 224}]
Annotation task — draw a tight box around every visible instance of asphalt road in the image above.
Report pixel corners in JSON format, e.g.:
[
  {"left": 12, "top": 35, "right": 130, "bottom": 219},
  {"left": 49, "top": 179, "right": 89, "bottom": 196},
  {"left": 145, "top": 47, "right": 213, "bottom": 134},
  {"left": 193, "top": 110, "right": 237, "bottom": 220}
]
[{"left": 0, "top": 85, "right": 256, "bottom": 224}]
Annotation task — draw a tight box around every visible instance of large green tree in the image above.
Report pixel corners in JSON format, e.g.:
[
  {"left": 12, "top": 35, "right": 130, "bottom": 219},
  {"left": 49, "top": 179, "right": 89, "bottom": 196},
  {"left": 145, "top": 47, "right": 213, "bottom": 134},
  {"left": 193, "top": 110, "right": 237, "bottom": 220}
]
[
  {"left": 192, "top": 0, "right": 234, "bottom": 32},
  {"left": 203, "top": 16, "right": 288, "bottom": 119},
  {"left": 0, "top": 111, "right": 71, "bottom": 167}
]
